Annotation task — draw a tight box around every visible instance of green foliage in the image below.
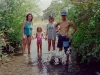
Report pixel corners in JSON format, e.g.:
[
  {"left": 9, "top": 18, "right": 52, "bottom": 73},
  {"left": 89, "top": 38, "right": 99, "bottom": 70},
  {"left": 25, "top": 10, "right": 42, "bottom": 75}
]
[
  {"left": 43, "top": 0, "right": 100, "bottom": 63},
  {"left": 43, "top": 0, "right": 71, "bottom": 20},
  {"left": 70, "top": 1, "right": 100, "bottom": 63},
  {"left": 0, "top": 0, "right": 40, "bottom": 50},
  {"left": 0, "top": 31, "right": 10, "bottom": 60}
]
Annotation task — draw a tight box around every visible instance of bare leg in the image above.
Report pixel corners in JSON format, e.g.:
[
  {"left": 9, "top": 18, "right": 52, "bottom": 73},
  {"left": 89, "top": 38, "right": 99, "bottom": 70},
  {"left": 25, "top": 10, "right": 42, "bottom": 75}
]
[
  {"left": 59, "top": 47, "right": 62, "bottom": 51},
  {"left": 37, "top": 41, "right": 39, "bottom": 53},
  {"left": 52, "top": 40, "right": 55, "bottom": 50},
  {"left": 48, "top": 39, "right": 51, "bottom": 51},
  {"left": 66, "top": 54, "right": 69, "bottom": 65},
  {"left": 22, "top": 36, "right": 27, "bottom": 55},
  {"left": 58, "top": 47, "right": 63, "bottom": 63},
  {"left": 27, "top": 36, "right": 32, "bottom": 54},
  {"left": 40, "top": 40, "right": 42, "bottom": 52}
]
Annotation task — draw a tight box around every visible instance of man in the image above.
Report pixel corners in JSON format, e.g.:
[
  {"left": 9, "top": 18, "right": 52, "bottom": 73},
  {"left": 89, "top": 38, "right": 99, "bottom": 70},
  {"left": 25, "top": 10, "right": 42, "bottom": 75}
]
[{"left": 56, "top": 11, "right": 77, "bottom": 54}]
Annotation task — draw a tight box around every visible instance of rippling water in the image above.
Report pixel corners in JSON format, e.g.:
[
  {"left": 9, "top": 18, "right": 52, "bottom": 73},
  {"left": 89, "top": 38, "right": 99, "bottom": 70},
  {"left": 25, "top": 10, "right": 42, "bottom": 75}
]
[{"left": 24, "top": 39, "right": 100, "bottom": 75}]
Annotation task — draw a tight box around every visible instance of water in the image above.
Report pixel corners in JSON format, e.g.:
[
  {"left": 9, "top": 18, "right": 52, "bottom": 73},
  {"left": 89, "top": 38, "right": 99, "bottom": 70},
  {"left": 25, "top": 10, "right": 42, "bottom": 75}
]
[{"left": 24, "top": 39, "right": 100, "bottom": 75}]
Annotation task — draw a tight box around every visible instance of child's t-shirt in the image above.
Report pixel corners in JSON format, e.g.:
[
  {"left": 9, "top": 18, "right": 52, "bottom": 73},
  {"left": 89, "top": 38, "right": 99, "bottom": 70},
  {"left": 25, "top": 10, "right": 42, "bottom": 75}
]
[{"left": 47, "top": 22, "right": 56, "bottom": 40}]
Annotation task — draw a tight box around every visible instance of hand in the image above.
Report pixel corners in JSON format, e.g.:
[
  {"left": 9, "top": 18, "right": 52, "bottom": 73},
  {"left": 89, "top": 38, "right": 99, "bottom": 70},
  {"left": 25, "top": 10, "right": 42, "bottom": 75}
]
[
  {"left": 45, "top": 38, "right": 47, "bottom": 40},
  {"left": 67, "top": 34, "right": 72, "bottom": 38},
  {"left": 23, "top": 34, "right": 26, "bottom": 39},
  {"left": 31, "top": 36, "right": 34, "bottom": 40}
]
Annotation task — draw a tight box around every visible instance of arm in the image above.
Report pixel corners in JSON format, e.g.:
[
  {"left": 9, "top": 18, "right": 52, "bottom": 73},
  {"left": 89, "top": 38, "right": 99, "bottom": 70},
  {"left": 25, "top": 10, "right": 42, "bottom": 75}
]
[
  {"left": 55, "top": 22, "right": 61, "bottom": 28},
  {"left": 22, "top": 21, "right": 26, "bottom": 34},
  {"left": 70, "top": 22, "right": 77, "bottom": 36},
  {"left": 42, "top": 33, "right": 45, "bottom": 39},
  {"left": 45, "top": 30, "right": 48, "bottom": 40},
  {"left": 31, "top": 23, "right": 34, "bottom": 39},
  {"left": 35, "top": 33, "right": 37, "bottom": 39},
  {"left": 69, "top": 22, "right": 77, "bottom": 38},
  {"left": 45, "top": 24, "right": 48, "bottom": 40},
  {"left": 22, "top": 21, "right": 26, "bottom": 38},
  {"left": 56, "top": 25, "right": 60, "bottom": 33}
]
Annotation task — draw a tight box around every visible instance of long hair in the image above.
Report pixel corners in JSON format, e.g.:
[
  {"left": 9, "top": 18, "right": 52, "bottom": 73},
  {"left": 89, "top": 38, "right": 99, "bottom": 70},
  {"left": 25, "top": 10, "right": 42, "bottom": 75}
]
[
  {"left": 37, "top": 26, "right": 42, "bottom": 32},
  {"left": 26, "top": 13, "right": 33, "bottom": 22}
]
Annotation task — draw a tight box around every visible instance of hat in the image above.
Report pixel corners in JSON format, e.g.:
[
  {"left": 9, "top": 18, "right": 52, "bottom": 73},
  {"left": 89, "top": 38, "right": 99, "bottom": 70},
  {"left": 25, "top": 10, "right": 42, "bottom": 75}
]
[
  {"left": 61, "top": 11, "right": 67, "bottom": 16},
  {"left": 49, "top": 15, "right": 54, "bottom": 18}
]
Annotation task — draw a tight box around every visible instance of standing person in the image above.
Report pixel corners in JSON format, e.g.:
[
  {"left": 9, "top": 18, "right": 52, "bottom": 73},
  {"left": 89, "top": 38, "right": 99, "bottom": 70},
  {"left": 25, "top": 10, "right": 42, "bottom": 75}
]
[
  {"left": 35, "top": 26, "right": 44, "bottom": 53},
  {"left": 56, "top": 11, "right": 77, "bottom": 64},
  {"left": 46, "top": 15, "right": 56, "bottom": 52},
  {"left": 22, "top": 13, "right": 33, "bottom": 55}
]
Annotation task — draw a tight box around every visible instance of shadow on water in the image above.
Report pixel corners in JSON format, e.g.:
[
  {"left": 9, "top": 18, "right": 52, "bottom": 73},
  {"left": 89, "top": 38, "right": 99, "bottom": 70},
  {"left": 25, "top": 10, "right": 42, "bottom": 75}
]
[
  {"left": 13, "top": 53, "right": 22, "bottom": 56},
  {"left": 26, "top": 52, "right": 69, "bottom": 75},
  {"left": 24, "top": 39, "right": 100, "bottom": 75}
]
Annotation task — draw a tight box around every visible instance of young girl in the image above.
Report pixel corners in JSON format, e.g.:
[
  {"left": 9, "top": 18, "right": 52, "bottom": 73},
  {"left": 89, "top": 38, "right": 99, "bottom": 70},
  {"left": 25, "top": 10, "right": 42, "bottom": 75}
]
[
  {"left": 35, "top": 27, "right": 44, "bottom": 53},
  {"left": 22, "top": 13, "right": 33, "bottom": 55},
  {"left": 46, "top": 15, "right": 56, "bottom": 52}
]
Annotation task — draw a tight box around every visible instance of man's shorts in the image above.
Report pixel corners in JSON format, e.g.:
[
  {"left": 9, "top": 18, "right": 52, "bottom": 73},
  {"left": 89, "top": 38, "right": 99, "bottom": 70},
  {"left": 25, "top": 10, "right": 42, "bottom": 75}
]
[
  {"left": 57, "top": 34, "right": 70, "bottom": 53},
  {"left": 57, "top": 34, "right": 70, "bottom": 48}
]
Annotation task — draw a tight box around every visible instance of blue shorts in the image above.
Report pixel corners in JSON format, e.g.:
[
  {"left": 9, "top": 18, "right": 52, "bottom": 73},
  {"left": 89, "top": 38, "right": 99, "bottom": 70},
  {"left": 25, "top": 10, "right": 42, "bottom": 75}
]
[{"left": 57, "top": 34, "right": 70, "bottom": 54}]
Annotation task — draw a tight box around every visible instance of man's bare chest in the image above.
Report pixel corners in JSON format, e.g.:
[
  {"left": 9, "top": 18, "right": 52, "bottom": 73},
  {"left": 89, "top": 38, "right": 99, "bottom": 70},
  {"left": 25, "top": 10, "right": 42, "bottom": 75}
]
[{"left": 60, "top": 23, "right": 69, "bottom": 29}]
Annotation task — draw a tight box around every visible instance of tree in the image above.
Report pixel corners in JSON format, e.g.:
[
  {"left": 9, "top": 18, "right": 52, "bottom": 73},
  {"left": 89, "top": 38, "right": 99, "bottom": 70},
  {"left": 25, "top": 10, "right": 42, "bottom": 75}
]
[
  {"left": 0, "top": 0, "right": 40, "bottom": 50},
  {"left": 43, "top": 0, "right": 71, "bottom": 20},
  {"left": 70, "top": 0, "right": 100, "bottom": 63}
]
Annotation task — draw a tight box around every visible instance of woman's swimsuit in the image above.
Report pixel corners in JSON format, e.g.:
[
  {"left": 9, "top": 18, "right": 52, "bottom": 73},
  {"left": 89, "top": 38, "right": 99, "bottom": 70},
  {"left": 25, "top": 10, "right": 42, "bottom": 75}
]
[{"left": 24, "top": 21, "right": 33, "bottom": 37}]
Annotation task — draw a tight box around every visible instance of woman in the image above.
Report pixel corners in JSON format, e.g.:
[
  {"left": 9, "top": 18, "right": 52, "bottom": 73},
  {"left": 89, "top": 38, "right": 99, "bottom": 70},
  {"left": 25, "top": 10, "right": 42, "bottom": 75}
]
[{"left": 22, "top": 13, "right": 33, "bottom": 55}]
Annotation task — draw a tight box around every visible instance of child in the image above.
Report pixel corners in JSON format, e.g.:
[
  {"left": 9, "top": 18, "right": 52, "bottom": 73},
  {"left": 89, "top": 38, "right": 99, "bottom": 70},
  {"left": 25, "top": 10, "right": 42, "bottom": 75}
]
[
  {"left": 46, "top": 15, "right": 56, "bottom": 52},
  {"left": 35, "top": 27, "right": 44, "bottom": 53}
]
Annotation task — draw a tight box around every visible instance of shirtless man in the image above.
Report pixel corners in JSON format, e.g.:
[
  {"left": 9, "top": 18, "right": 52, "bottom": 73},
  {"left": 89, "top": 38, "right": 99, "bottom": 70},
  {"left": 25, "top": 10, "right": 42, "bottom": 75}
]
[
  {"left": 56, "top": 11, "right": 77, "bottom": 53},
  {"left": 55, "top": 11, "right": 77, "bottom": 64}
]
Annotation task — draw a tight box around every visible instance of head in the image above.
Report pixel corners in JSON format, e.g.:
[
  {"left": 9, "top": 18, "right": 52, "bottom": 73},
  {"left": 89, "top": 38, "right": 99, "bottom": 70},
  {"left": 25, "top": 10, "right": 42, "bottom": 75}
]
[
  {"left": 61, "top": 11, "right": 67, "bottom": 21},
  {"left": 26, "top": 13, "right": 33, "bottom": 22},
  {"left": 37, "top": 26, "right": 42, "bottom": 32},
  {"left": 48, "top": 15, "right": 54, "bottom": 23}
]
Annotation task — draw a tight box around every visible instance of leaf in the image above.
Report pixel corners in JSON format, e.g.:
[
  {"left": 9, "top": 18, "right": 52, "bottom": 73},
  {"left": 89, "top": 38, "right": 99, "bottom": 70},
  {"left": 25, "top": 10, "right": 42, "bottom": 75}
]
[{"left": 81, "top": 55, "right": 87, "bottom": 63}]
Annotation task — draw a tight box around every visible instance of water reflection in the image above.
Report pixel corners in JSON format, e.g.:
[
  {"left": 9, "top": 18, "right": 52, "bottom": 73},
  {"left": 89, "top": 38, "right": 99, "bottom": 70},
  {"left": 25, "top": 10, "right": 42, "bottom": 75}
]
[
  {"left": 26, "top": 39, "right": 70, "bottom": 75},
  {"left": 25, "top": 39, "right": 100, "bottom": 75},
  {"left": 37, "top": 52, "right": 43, "bottom": 73},
  {"left": 27, "top": 55, "right": 33, "bottom": 65}
]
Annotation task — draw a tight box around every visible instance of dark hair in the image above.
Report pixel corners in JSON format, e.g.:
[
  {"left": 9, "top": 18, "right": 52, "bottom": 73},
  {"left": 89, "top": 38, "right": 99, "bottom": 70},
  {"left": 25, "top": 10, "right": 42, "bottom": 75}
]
[
  {"left": 49, "top": 15, "right": 54, "bottom": 18},
  {"left": 37, "top": 26, "right": 42, "bottom": 32},
  {"left": 26, "top": 13, "right": 33, "bottom": 22}
]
